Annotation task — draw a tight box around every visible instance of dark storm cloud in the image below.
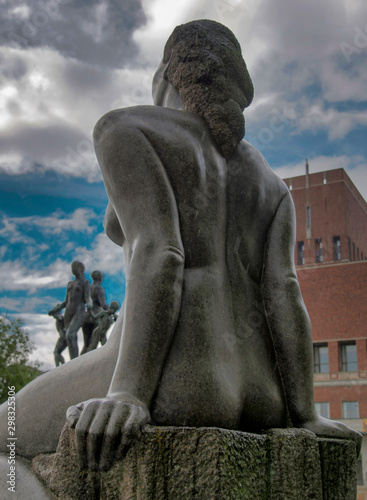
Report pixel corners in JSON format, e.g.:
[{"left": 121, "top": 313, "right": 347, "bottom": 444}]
[
  {"left": 0, "top": 121, "right": 87, "bottom": 159},
  {"left": 1, "top": 0, "right": 146, "bottom": 68},
  {"left": 0, "top": 120, "right": 101, "bottom": 181},
  {"left": 0, "top": 53, "right": 28, "bottom": 81}
]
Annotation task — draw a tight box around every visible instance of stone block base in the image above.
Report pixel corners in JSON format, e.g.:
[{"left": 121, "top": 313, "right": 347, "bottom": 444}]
[{"left": 32, "top": 424, "right": 357, "bottom": 499}]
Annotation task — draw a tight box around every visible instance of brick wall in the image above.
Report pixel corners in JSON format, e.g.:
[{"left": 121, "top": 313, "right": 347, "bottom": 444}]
[{"left": 297, "top": 261, "right": 367, "bottom": 344}]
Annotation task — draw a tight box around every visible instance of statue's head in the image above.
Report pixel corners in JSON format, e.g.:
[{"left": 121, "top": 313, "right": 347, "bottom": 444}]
[
  {"left": 71, "top": 260, "right": 85, "bottom": 276},
  {"left": 154, "top": 19, "right": 254, "bottom": 157},
  {"left": 109, "top": 300, "right": 120, "bottom": 312},
  {"left": 91, "top": 270, "right": 104, "bottom": 282}
]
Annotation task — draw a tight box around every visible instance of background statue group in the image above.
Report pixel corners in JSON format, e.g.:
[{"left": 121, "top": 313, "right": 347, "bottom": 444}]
[{"left": 48, "top": 261, "right": 119, "bottom": 366}]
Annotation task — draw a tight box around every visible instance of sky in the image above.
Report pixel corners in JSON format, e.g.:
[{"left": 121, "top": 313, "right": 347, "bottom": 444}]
[{"left": 0, "top": 0, "right": 367, "bottom": 370}]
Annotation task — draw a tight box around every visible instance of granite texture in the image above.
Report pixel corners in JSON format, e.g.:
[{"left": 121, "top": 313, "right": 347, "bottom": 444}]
[
  {"left": 32, "top": 424, "right": 357, "bottom": 500},
  {"left": 0, "top": 20, "right": 361, "bottom": 480}
]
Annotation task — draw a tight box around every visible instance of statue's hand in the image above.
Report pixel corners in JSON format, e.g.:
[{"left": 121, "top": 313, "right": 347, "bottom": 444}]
[
  {"left": 300, "top": 414, "right": 362, "bottom": 456},
  {"left": 66, "top": 395, "right": 151, "bottom": 471},
  {"left": 48, "top": 303, "right": 64, "bottom": 315}
]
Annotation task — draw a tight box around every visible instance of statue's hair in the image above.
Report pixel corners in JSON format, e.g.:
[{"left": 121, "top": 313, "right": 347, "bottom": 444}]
[{"left": 163, "top": 20, "right": 254, "bottom": 157}]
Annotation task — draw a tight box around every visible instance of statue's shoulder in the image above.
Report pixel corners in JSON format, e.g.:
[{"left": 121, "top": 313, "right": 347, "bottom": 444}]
[
  {"left": 94, "top": 105, "right": 202, "bottom": 141},
  {"left": 231, "top": 139, "right": 289, "bottom": 197}
]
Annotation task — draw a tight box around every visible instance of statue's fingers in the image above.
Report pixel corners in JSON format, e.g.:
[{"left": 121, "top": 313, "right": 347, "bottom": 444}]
[
  {"left": 122, "top": 405, "right": 149, "bottom": 444},
  {"left": 99, "top": 404, "right": 130, "bottom": 471},
  {"left": 86, "top": 401, "right": 115, "bottom": 471},
  {"left": 74, "top": 400, "right": 100, "bottom": 469},
  {"left": 66, "top": 401, "right": 85, "bottom": 428}
]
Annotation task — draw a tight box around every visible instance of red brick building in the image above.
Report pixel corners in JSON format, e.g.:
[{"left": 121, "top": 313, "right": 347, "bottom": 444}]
[{"left": 283, "top": 165, "right": 367, "bottom": 485}]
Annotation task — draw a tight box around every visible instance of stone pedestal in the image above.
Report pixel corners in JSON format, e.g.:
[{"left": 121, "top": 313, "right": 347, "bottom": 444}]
[{"left": 32, "top": 424, "right": 357, "bottom": 499}]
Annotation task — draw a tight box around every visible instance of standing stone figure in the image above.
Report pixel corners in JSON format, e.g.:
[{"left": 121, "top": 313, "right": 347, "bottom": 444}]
[
  {"left": 0, "top": 20, "right": 361, "bottom": 474},
  {"left": 50, "top": 261, "right": 92, "bottom": 359},
  {"left": 81, "top": 270, "right": 108, "bottom": 354},
  {"left": 87, "top": 300, "right": 120, "bottom": 352},
  {"left": 48, "top": 305, "right": 67, "bottom": 367}
]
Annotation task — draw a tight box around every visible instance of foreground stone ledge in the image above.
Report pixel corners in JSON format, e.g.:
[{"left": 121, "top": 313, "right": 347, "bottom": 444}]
[{"left": 32, "top": 424, "right": 357, "bottom": 500}]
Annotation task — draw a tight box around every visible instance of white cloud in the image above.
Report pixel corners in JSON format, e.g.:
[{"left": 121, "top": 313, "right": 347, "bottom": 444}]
[
  {"left": 11, "top": 5, "right": 31, "bottom": 20},
  {"left": 0, "top": 209, "right": 97, "bottom": 245},
  {"left": 0, "top": 46, "right": 157, "bottom": 180},
  {"left": 74, "top": 231, "right": 124, "bottom": 276},
  {"left": 0, "top": 258, "right": 71, "bottom": 292},
  {"left": 15, "top": 208, "right": 96, "bottom": 234},
  {"left": 0, "top": 228, "right": 124, "bottom": 296},
  {"left": 0, "top": 217, "right": 35, "bottom": 245},
  {"left": 0, "top": 246, "right": 7, "bottom": 259},
  {"left": 296, "top": 101, "right": 367, "bottom": 140},
  {"left": 12, "top": 313, "right": 61, "bottom": 370},
  {"left": 0, "top": 296, "right": 53, "bottom": 314},
  {"left": 320, "top": 59, "right": 367, "bottom": 103}
]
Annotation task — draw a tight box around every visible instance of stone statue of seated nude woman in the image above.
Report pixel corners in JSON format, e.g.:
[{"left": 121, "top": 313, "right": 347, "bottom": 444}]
[{"left": 0, "top": 19, "right": 361, "bottom": 473}]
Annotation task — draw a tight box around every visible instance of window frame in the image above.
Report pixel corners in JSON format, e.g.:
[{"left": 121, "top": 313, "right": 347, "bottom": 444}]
[
  {"left": 333, "top": 235, "right": 341, "bottom": 261},
  {"left": 297, "top": 240, "right": 305, "bottom": 266},
  {"left": 342, "top": 401, "right": 359, "bottom": 419},
  {"left": 313, "top": 343, "right": 329, "bottom": 373},
  {"left": 339, "top": 341, "right": 358, "bottom": 372},
  {"left": 315, "top": 402, "right": 330, "bottom": 419},
  {"left": 315, "top": 238, "right": 323, "bottom": 263}
]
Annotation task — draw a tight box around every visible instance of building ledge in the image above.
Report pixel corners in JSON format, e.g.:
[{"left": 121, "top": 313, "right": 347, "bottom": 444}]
[
  {"left": 314, "top": 371, "right": 366, "bottom": 382},
  {"left": 297, "top": 260, "right": 367, "bottom": 271},
  {"left": 314, "top": 378, "right": 367, "bottom": 387}
]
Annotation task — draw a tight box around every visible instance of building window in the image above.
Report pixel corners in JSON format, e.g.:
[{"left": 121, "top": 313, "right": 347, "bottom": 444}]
[
  {"left": 340, "top": 342, "right": 358, "bottom": 372},
  {"left": 333, "top": 236, "right": 341, "bottom": 261},
  {"left": 342, "top": 401, "right": 359, "bottom": 419},
  {"left": 313, "top": 344, "right": 329, "bottom": 373},
  {"left": 297, "top": 241, "right": 305, "bottom": 265},
  {"left": 315, "top": 238, "right": 323, "bottom": 263},
  {"left": 315, "top": 402, "right": 330, "bottom": 418},
  {"left": 306, "top": 206, "right": 311, "bottom": 229}
]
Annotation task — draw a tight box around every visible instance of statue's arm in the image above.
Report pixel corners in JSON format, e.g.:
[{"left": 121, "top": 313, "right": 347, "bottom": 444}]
[
  {"left": 83, "top": 279, "right": 92, "bottom": 310},
  {"left": 101, "top": 119, "right": 185, "bottom": 406},
  {"left": 90, "top": 309, "right": 104, "bottom": 320},
  {"left": 261, "top": 191, "right": 316, "bottom": 426},
  {"left": 48, "top": 302, "right": 66, "bottom": 315},
  {"left": 104, "top": 201, "right": 125, "bottom": 246},
  {"left": 67, "top": 110, "right": 185, "bottom": 470}
]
